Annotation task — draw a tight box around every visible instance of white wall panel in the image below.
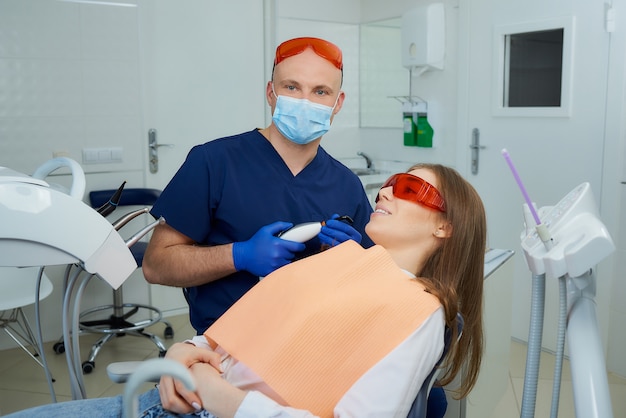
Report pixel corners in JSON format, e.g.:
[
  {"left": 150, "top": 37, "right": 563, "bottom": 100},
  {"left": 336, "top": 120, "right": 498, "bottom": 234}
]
[
  {"left": 0, "top": 0, "right": 144, "bottom": 176},
  {"left": 0, "top": 59, "right": 84, "bottom": 118},
  {"left": 0, "top": 0, "right": 81, "bottom": 58}
]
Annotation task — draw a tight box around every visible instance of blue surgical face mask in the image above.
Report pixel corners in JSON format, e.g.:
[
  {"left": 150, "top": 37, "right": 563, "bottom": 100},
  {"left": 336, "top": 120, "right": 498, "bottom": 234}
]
[{"left": 272, "top": 88, "right": 338, "bottom": 145}]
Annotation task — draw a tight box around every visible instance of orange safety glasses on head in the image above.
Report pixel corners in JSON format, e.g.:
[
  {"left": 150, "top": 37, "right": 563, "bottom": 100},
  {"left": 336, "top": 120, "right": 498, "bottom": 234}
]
[
  {"left": 376, "top": 173, "right": 447, "bottom": 213},
  {"left": 274, "top": 37, "right": 343, "bottom": 70}
]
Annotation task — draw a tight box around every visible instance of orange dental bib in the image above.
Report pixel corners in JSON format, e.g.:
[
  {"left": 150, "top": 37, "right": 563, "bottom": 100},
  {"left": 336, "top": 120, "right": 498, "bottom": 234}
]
[{"left": 205, "top": 241, "right": 440, "bottom": 417}]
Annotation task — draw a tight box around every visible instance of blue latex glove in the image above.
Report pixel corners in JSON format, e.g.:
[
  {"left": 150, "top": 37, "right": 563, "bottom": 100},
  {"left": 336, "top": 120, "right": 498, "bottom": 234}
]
[
  {"left": 318, "top": 214, "right": 362, "bottom": 247},
  {"left": 232, "top": 221, "right": 306, "bottom": 277}
]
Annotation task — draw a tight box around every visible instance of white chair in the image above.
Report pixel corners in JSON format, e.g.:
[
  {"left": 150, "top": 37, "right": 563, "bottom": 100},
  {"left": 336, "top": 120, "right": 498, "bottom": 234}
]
[
  {"left": 109, "top": 314, "right": 465, "bottom": 418},
  {"left": 0, "top": 266, "right": 53, "bottom": 370}
]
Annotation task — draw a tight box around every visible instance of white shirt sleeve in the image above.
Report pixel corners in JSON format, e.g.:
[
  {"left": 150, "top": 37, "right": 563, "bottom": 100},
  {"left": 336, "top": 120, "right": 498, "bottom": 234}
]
[
  {"left": 189, "top": 335, "right": 213, "bottom": 349},
  {"left": 227, "top": 307, "right": 446, "bottom": 418},
  {"left": 235, "top": 391, "right": 317, "bottom": 418}
]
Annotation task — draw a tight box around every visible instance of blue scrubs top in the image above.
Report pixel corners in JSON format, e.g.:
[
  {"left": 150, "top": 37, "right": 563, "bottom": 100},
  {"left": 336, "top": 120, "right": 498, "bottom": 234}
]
[{"left": 151, "top": 129, "right": 374, "bottom": 333}]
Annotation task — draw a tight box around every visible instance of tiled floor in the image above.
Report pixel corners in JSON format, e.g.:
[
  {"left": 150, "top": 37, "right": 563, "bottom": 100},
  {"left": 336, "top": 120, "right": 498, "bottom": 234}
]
[
  {"left": 0, "top": 314, "right": 625, "bottom": 417},
  {"left": 488, "top": 339, "right": 626, "bottom": 418},
  {"left": 0, "top": 314, "right": 195, "bottom": 416}
]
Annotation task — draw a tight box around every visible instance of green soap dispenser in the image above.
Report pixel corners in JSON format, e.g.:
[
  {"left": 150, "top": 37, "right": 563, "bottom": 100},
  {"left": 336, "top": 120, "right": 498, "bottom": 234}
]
[{"left": 416, "top": 112, "right": 433, "bottom": 148}]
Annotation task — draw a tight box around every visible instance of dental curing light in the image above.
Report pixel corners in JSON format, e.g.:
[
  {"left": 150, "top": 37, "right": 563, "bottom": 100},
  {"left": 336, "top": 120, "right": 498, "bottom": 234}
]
[
  {"left": 278, "top": 222, "right": 323, "bottom": 242},
  {"left": 502, "top": 149, "right": 615, "bottom": 418},
  {"left": 277, "top": 216, "right": 355, "bottom": 243},
  {"left": 0, "top": 166, "right": 136, "bottom": 289}
]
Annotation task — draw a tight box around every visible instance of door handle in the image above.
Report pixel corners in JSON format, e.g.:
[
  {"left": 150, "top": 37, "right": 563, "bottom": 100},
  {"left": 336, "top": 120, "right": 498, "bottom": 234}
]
[
  {"left": 469, "top": 128, "right": 486, "bottom": 175},
  {"left": 148, "top": 129, "right": 174, "bottom": 173}
]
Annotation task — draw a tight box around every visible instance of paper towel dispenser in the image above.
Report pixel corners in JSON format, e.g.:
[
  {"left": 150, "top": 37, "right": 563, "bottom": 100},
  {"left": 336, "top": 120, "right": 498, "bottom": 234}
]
[{"left": 401, "top": 3, "right": 445, "bottom": 72}]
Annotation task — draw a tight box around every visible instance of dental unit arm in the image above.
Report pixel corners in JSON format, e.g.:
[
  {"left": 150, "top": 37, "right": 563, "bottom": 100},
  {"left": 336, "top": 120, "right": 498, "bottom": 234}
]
[
  {"left": 0, "top": 164, "right": 136, "bottom": 290},
  {"left": 503, "top": 149, "right": 615, "bottom": 418},
  {"left": 520, "top": 182, "right": 614, "bottom": 279},
  {"left": 519, "top": 182, "right": 615, "bottom": 418}
]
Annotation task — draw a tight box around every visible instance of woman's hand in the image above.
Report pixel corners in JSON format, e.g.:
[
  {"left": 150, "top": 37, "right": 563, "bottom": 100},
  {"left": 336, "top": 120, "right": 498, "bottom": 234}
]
[
  {"left": 186, "top": 362, "right": 247, "bottom": 418},
  {"left": 158, "top": 342, "right": 221, "bottom": 414}
]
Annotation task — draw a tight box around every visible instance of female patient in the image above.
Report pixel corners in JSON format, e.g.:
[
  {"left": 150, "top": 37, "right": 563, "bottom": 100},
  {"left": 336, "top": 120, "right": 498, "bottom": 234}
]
[{"left": 9, "top": 163, "right": 486, "bottom": 417}]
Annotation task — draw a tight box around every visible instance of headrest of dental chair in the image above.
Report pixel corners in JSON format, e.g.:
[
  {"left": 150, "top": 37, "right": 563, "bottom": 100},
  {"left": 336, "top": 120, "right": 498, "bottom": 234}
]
[{"left": 89, "top": 188, "right": 161, "bottom": 208}]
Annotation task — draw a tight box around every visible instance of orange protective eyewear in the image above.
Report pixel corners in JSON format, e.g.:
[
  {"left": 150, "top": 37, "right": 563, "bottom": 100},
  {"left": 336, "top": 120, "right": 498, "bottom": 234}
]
[
  {"left": 274, "top": 37, "right": 343, "bottom": 70},
  {"left": 376, "top": 173, "right": 447, "bottom": 213}
]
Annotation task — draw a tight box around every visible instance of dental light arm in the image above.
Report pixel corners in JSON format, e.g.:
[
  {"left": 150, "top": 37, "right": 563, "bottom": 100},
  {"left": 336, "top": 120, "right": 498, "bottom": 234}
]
[{"left": 0, "top": 166, "right": 136, "bottom": 289}]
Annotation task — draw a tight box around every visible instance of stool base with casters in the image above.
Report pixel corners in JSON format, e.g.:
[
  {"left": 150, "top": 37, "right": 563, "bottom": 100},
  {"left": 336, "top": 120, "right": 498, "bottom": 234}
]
[
  {"left": 78, "top": 283, "right": 173, "bottom": 374},
  {"left": 51, "top": 270, "right": 175, "bottom": 373}
]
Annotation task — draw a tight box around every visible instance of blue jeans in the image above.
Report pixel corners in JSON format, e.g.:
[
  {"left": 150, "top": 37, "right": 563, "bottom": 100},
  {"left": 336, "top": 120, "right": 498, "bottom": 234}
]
[{"left": 4, "top": 388, "right": 200, "bottom": 418}]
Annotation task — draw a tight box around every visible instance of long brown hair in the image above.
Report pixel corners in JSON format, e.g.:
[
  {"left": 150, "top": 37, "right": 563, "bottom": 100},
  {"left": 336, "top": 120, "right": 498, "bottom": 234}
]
[{"left": 409, "top": 163, "right": 486, "bottom": 399}]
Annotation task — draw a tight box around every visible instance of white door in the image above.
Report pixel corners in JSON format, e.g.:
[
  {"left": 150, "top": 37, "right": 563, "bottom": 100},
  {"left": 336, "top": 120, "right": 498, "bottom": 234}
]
[
  {"left": 137, "top": 0, "right": 266, "bottom": 314},
  {"left": 458, "top": 0, "right": 612, "bottom": 350},
  {"left": 138, "top": 0, "right": 267, "bottom": 190}
]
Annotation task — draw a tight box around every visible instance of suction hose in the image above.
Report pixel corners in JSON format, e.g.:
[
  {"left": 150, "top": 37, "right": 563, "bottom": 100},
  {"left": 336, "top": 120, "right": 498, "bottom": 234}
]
[
  {"left": 549, "top": 276, "right": 568, "bottom": 418},
  {"left": 520, "top": 273, "right": 546, "bottom": 418}
]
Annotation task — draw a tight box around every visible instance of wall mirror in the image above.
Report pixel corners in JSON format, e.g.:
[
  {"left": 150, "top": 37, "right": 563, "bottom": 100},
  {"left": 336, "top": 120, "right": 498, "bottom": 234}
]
[{"left": 359, "top": 17, "right": 408, "bottom": 128}]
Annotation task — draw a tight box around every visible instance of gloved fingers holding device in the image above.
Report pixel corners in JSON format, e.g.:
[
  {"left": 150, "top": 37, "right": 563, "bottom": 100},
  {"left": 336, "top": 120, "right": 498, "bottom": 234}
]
[
  {"left": 232, "top": 221, "right": 306, "bottom": 278},
  {"left": 276, "top": 214, "right": 358, "bottom": 247},
  {"left": 319, "top": 214, "right": 360, "bottom": 247},
  {"left": 233, "top": 216, "right": 359, "bottom": 278}
]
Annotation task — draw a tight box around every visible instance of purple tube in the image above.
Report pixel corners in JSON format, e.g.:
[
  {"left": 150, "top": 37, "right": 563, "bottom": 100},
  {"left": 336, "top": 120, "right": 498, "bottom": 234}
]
[{"left": 501, "top": 149, "right": 542, "bottom": 226}]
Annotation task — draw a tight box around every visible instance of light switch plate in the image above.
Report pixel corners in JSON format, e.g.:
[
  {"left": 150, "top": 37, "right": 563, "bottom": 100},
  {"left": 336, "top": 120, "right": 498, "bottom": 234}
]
[{"left": 82, "top": 147, "right": 123, "bottom": 164}]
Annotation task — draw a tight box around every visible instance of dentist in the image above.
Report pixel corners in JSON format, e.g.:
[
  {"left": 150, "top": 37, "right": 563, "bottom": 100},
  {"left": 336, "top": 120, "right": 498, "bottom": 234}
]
[{"left": 142, "top": 37, "right": 374, "bottom": 334}]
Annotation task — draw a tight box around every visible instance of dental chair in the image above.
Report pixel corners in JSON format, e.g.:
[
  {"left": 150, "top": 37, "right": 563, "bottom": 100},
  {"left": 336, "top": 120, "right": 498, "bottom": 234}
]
[
  {"left": 407, "top": 313, "right": 464, "bottom": 418},
  {"left": 110, "top": 314, "right": 464, "bottom": 418},
  {"left": 74, "top": 188, "right": 173, "bottom": 374}
]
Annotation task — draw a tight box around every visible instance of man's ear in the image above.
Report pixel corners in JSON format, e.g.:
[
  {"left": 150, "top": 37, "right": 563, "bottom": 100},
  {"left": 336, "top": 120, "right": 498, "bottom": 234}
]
[
  {"left": 333, "top": 91, "right": 345, "bottom": 115},
  {"left": 266, "top": 81, "right": 276, "bottom": 107}
]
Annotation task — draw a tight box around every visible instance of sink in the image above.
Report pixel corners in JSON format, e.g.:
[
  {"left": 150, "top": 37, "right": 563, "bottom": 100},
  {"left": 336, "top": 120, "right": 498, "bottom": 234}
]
[
  {"left": 350, "top": 168, "right": 383, "bottom": 176},
  {"left": 363, "top": 181, "right": 384, "bottom": 208},
  {"left": 364, "top": 182, "right": 384, "bottom": 191}
]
